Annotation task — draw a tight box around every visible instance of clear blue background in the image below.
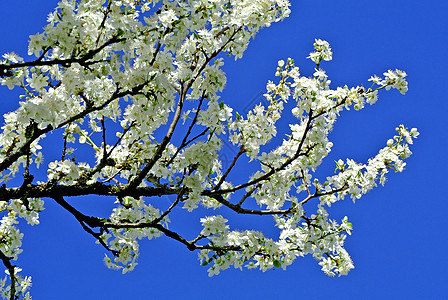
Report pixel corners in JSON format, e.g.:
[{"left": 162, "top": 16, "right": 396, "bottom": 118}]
[{"left": 0, "top": 1, "right": 447, "bottom": 299}]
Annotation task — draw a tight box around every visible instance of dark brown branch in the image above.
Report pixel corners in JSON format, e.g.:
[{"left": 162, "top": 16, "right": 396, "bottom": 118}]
[
  {"left": 183, "top": 128, "right": 209, "bottom": 148},
  {"left": 149, "top": 40, "right": 163, "bottom": 66},
  {"left": 214, "top": 110, "right": 315, "bottom": 195},
  {"left": 202, "top": 192, "right": 291, "bottom": 215},
  {"left": 0, "top": 35, "right": 124, "bottom": 76},
  {"left": 236, "top": 183, "right": 260, "bottom": 207},
  {"left": 95, "top": 0, "right": 113, "bottom": 47},
  {"left": 301, "top": 169, "right": 311, "bottom": 196},
  {"left": 299, "top": 184, "right": 349, "bottom": 206},
  {"left": 100, "top": 117, "right": 107, "bottom": 161},
  {"left": 151, "top": 191, "right": 183, "bottom": 225},
  {"left": 61, "top": 132, "right": 68, "bottom": 161},
  {"left": 0, "top": 249, "right": 16, "bottom": 300},
  {"left": 0, "top": 182, "right": 181, "bottom": 202},
  {"left": 188, "top": 26, "right": 242, "bottom": 90},
  {"left": 125, "top": 85, "right": 185, "bottom": 190},
  {"left": 213, "top": 145, "right": 245, "bottom": 191},
  {"left": 102, "top": 220, "right": 241, "bottom": 253},
  {"left": 166, "top": 91, "right": 207, "bottom": 167},
  {"left": 109, "top": 121, "right": 136, "bottom": 155},
  {"left": 48, "top": 190, "right": 244, "bottom": 259},
  {"left": 52, "top": 195, "right": 117, "bottom": 255}
]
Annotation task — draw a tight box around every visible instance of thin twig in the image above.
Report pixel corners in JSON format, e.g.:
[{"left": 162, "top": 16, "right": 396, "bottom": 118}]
[{"left": 213, "top": 145, "right": 245, "bottom": 191}]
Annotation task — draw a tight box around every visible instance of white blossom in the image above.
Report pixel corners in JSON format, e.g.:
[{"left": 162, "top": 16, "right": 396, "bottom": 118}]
[{"left": 0, "top": 1, "right": 417, "bottom": 297}]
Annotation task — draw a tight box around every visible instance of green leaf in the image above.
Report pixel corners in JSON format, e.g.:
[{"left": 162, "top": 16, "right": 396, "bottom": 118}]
[
  {"left": 219, "top": 101, "right": 225, "bottom": 109},
  {"left": 273, "top": 260, "right": 281, "bottom": 268}
]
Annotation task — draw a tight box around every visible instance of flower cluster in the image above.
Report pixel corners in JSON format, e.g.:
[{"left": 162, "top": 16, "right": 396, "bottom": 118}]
[
  {"left": 198, "top": 208, "right": 355, "bottom": 277},
  {"left": 102, "top": 196, "right": 164, "bottom": 274},
  {"left": 369, "top": 70, "right": 408, "bottom": 95},
  {"left": 307, "top": 39, "right": 333, "bottom": 65},
  {"left": 195, "top": 40, "right": 416, "bottom": 277},
  {"left": 0, "top": 268, "right": 32, "bottom": 300},
  {"left": 0, "top": 0, "right": 417, "bottom": 297}
]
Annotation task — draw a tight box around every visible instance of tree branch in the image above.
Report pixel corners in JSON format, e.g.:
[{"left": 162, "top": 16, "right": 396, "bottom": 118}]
[
  {"left": 166, "top": 91, "right": 207, "bottom": 167},
  {"left": 0, "top": 35, "right": 124, "bottom": 76},
  {"left": 0, "top": 182, "right": 181, "bottom": 202},
  {"left": 0, "top": 249, "right": 16, "bottom": 300}
]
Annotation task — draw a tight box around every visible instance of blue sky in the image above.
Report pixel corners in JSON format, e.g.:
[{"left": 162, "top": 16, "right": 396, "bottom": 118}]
[{"left": 0, "top": 1, "right": 447, "bottom": 299}]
